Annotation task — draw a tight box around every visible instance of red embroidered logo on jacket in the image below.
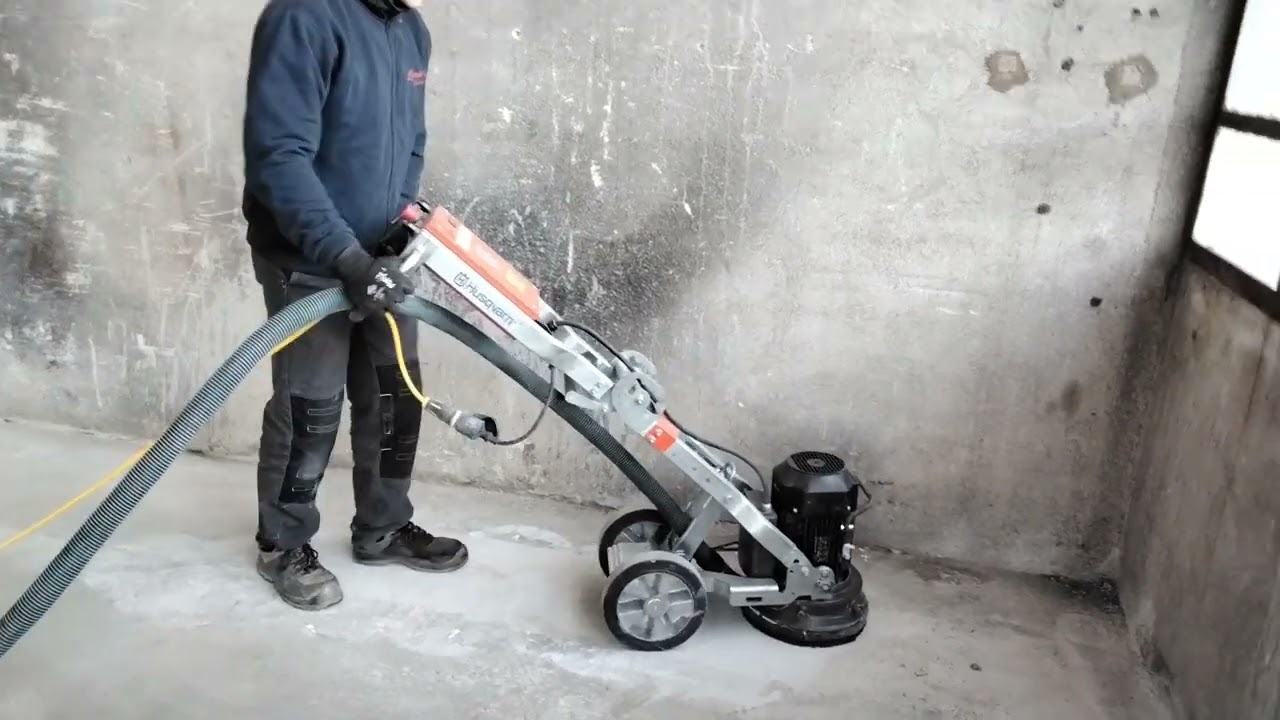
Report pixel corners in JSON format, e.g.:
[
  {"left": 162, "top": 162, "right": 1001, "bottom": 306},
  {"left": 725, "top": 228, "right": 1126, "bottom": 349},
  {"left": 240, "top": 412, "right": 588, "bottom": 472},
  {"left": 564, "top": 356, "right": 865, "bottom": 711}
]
[{"left": 407, "top": 69, "right": 427, "bottom": 86}]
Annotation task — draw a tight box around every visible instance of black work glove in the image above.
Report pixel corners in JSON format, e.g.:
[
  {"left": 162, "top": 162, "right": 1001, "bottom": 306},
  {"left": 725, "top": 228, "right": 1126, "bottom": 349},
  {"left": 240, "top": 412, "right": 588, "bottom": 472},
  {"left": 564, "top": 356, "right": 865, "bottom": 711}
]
[{"left": 332, "top": 245, "right": 415, "bottom": 319}]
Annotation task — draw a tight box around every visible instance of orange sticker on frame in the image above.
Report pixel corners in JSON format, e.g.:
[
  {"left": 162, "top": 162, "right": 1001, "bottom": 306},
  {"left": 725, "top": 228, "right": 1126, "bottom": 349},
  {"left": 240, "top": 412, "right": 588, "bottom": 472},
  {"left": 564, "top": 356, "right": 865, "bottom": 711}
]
[
  {"left": 644, "top": 416, "right": 680, "bottom": 453},
  {"left": 424, "top": 207, "right": 542, "bottom": 319}
]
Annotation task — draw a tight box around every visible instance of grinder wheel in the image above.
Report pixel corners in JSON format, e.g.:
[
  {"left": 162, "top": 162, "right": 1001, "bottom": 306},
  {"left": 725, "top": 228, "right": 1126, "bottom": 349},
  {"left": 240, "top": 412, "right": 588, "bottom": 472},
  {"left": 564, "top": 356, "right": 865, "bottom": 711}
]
[
  {"left": 741, "top": 564, "right": 869, "bottom": 648},
  {"left": 602, "top": 551, "right": 707, "bottom": 651},
  {"left": 596, "top": 507, "right": 673, "bottom": 575}
]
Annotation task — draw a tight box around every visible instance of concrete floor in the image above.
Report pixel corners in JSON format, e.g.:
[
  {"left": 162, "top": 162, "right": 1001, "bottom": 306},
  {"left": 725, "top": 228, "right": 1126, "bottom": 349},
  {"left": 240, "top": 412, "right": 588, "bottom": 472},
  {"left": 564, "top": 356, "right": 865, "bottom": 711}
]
[{"left": 0, "top": 420, "right": 1168, "bottom": 719}]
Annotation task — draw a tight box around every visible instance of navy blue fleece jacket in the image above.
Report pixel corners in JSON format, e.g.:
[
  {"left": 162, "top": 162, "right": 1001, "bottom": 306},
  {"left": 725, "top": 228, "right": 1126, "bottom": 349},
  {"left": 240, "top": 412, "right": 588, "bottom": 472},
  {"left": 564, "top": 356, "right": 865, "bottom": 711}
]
[{"left": 241, "top": 0, "right": 431, "bottom": 276}]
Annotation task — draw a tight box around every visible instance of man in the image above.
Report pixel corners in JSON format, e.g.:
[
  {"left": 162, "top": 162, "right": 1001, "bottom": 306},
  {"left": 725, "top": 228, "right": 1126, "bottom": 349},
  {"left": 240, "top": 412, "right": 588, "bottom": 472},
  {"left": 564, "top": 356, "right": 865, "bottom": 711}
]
[{"left": 240, "top": 0, "right": 466, "bottom": 611}]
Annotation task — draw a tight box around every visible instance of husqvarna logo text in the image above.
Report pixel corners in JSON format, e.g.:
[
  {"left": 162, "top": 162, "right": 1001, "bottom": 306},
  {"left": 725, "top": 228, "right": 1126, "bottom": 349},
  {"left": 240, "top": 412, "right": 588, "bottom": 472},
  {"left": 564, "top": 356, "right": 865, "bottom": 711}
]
[{"left": 452, "top": 272, "right": 515, "bottom": 327}]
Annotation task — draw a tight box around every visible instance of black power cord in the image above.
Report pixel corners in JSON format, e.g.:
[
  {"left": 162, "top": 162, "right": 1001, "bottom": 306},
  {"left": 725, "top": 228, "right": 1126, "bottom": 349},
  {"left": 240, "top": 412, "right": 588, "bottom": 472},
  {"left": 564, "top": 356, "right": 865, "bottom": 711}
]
[
  {"left": 552, "top": 320, "right": 767, "bottom": 493},
  {"left": 488, "top": 367, "right": 558, "bottom": 446}
]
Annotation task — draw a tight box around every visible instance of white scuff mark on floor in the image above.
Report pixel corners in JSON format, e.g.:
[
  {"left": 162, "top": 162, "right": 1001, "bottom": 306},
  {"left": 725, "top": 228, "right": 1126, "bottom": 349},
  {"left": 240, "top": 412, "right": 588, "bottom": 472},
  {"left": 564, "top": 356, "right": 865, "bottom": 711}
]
[
  {"left": 474, "top": 525, "right": 573, "bottom": 550},
  {"left": 590, "top": 162, "right": 603, "bottom": 189},
  {"left": 651, "top": 163, "right": 663, "bottom": 175},
  {"left": 498, "top": 107, "right": 513, "bottom": 125},
  {"left": 566, "top": 231, "right": 575, "bottom": 275}
]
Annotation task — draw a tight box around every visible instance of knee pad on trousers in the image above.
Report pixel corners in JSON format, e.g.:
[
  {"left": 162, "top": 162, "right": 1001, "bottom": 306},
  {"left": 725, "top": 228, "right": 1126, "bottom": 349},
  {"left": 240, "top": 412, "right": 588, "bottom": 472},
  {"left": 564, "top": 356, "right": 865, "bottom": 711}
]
[
  {"left": 375, "top": 363, "right": 424, "bottom": 480},
  {"left": 279, "top": 391, "right": 344, "bottom": 504}
]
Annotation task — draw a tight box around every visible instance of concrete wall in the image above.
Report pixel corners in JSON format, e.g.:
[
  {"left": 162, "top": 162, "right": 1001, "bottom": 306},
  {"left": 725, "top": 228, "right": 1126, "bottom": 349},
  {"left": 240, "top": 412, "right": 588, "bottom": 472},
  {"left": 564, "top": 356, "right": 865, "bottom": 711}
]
[
  {"left": 1120, "top": 264, "right": 1280, "bottom": 720},
  {"left": 0, "top": 0, "right": 1231, "bottom": 577}
]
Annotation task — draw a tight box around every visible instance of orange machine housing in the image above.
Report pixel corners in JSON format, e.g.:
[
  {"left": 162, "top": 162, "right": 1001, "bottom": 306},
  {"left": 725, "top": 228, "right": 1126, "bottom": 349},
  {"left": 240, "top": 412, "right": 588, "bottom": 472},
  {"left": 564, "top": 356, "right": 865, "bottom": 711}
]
[{"left": 422, "top": 206, "right": 543, "bottom": 320}]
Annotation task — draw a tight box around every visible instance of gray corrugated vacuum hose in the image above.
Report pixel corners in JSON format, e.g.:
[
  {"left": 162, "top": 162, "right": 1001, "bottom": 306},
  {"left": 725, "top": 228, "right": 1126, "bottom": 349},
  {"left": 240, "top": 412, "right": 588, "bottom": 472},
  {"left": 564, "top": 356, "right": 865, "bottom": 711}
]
[
  {"left": 0, "top": 287, "right": 352, "bottom": 658},
  {"left": 0, "top": 290, "right": 698, "bottom": 659}
]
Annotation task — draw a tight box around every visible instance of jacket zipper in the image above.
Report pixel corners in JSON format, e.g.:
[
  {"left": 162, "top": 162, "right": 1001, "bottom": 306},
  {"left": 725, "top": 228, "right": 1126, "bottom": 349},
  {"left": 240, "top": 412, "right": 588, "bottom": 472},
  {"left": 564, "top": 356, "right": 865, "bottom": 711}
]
[{"left": 385, "top": 21, "right": 398, "bottom": 224}]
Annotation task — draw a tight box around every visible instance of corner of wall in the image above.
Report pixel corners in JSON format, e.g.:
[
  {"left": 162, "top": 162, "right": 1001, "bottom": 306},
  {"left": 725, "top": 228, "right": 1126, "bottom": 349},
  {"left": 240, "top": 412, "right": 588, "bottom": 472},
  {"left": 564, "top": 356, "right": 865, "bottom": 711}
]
[{"left": 1099, "top": 0, "right": 1246, "bottom": 585}]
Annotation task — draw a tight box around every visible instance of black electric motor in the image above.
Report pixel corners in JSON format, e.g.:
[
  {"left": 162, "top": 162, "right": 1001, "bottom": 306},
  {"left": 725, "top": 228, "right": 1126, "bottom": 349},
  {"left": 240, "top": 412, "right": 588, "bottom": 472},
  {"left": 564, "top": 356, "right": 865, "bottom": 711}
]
[
  {"left": 736, "top": 450, "right": 871, "bottom": 647},
  {"left": 738, "top": 451, "right": 867, "bottom": 586}
]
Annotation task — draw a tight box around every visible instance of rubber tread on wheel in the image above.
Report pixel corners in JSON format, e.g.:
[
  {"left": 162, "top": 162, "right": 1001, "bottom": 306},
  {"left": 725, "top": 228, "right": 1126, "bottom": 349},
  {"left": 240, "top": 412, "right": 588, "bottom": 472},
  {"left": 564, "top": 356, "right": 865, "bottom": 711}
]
[
  {"left": 596, "top": 507, "right": 672, "bottom": 575},
  {"left": 602, "top": 553, "right": 707, "bottom": 651}
]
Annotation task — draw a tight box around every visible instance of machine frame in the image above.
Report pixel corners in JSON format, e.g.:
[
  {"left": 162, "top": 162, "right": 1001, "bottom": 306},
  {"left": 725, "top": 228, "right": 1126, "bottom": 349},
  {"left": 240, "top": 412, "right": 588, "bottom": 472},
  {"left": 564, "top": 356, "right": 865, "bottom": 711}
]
[{"left": 392, "top": 201, "right": 848, "bottom": 648}]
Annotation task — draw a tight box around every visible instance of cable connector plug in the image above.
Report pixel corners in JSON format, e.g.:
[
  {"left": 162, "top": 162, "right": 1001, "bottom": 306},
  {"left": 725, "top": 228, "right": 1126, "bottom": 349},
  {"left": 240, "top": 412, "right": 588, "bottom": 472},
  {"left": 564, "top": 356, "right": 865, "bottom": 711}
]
[{"left": 425, "top": 399, "right": 499, "bottom": 442}]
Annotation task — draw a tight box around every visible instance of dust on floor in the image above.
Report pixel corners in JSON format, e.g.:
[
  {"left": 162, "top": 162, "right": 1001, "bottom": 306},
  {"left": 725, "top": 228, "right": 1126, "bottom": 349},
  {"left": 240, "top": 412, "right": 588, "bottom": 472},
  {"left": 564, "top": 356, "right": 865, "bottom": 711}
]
[{"left": 0, "top": 420, "right": 1168, "bottom": 719}]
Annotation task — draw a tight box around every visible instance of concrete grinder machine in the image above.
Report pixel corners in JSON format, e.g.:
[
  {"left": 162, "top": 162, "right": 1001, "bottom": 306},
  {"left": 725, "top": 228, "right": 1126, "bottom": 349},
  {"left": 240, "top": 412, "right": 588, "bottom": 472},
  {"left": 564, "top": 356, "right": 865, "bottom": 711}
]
[
  {"left": 0, "top": 199, "right": 872, "bottom": 657},
  {"left": 382, "top": 201, "right": 874, "bottom": 651}
]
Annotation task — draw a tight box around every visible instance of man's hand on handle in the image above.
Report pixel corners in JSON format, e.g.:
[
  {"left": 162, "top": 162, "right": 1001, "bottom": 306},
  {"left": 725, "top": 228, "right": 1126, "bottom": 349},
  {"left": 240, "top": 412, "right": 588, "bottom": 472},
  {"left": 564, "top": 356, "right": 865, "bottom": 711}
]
[{"left": 333, "top": 245, "right": 414, "bottom": 320}]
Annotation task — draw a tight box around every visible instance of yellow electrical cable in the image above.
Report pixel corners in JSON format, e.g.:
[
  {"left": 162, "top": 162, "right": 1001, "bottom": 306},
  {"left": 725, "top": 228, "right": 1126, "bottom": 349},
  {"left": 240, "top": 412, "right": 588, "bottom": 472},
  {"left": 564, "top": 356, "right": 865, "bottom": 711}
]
[
  {"left": 0, "top": 443, "right": 154, "bottom": 554},
  {"left": 269, "top": 320, "right": 319, "bottom": 355},
  {"left": 0, "top": 312, "right": 418, "bottom": 555},
  {"left": 383, "top": 311, "right": 429, "bottom": 406}
]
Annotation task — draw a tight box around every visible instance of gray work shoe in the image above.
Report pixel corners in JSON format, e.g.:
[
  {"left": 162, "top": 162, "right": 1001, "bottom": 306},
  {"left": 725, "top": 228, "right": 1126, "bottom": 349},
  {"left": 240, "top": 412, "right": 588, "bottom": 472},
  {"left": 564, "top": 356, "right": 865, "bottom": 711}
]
[
  {"left": 352, "top": 522, "right": 469, "bottom": 572},
  {"left": 256, "top": 544, "right": 344, "bottom": 611}
]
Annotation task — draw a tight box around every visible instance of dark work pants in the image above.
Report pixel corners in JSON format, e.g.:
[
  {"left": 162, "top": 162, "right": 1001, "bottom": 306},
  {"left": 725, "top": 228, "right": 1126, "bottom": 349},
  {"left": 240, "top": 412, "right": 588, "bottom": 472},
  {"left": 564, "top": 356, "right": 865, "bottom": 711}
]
[{"left": 251, "top": 252, "right": 423, "bottom": 552}]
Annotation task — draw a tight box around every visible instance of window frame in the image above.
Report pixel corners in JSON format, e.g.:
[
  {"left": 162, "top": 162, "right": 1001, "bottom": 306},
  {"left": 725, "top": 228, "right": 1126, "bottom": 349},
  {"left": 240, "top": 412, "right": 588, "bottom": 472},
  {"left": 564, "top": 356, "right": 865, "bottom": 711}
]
[{"left": 1181, "top": 0, "right": 1280, "bottom": 322}]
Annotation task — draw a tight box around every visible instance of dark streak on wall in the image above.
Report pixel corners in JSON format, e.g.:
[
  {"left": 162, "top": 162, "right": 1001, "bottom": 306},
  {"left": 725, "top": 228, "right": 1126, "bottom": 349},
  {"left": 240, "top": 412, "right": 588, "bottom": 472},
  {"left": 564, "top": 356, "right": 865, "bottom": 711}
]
[
  {"left": 0, "top": 9, "right": 81, "bottom": 370},
  {"left": 432, "top": 139, "right": 777, "bottom": 347}
]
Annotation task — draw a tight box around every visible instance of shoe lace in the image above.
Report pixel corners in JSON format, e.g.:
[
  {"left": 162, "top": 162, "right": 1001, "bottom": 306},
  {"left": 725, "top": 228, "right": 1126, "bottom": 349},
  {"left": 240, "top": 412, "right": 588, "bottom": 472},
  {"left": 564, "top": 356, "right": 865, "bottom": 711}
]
[
  {"left": 290, "top": 544, "right": 322, "bottom": 573},
  {"left": 397, "top": 522, "right": 434, "bottom": 545}
]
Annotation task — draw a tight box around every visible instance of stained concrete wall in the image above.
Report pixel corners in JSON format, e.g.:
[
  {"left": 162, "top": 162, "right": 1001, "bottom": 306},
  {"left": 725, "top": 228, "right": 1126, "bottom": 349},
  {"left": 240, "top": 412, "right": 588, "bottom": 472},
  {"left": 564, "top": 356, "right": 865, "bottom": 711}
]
[
  {"left": 1120, "top": 264, "right": 1280, "bottom": 720},
  {"left": 0, "top": 0, "right": 1232, "bottom": 578}
]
